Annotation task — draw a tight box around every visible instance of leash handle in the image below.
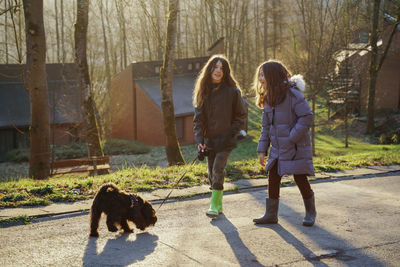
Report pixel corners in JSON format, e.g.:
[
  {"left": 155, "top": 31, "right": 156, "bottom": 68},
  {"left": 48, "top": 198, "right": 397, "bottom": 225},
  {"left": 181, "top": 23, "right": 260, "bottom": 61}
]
[{"left": 157, "top": 155, "right": 199, "bottom": 211}]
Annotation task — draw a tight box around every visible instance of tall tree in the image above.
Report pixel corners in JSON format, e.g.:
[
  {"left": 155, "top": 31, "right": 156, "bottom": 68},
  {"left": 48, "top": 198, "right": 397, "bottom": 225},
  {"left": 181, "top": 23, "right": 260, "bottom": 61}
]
[
  {"left": 263, "top": 0, "right": 268, "bottom": 59},
  {"left": 4, "top": 0, "right": 9, "bottom": 63},
  {"left": 366, "top": 0, "right": 381, "bottom": 134},
  {"left": 160, "top": 0, "right": 185, "bottom": 166},
  {"left": 74, "top": 0, "right": 103, "bottom": 158},
  {"left": 115, "top": 1, "right": 127, "bottom": 69},
  {"left": 61, "top": 0, "right": 65, "bottom": 63},
  {"left": 22, "top": 0, "right": 50, "bottom": 179},
  {"left": 366, "top": 1, "right": 400, "bottom": 134},
  {"left": 55, "top": 0, "right": 60, "bottom": 62},
  {"left": 292, "top": 0, "right": 342, "bottom": 155}
]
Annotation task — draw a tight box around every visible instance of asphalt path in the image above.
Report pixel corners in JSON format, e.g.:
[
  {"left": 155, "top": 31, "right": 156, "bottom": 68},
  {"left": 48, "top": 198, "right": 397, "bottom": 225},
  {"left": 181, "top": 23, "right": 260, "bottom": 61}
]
[{"left": 1, "top": 173, "right": 399, "bottom": 266}]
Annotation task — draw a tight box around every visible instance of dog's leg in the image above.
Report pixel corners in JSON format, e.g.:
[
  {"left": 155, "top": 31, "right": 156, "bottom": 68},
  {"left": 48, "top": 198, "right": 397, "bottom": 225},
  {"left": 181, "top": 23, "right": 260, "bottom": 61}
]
[
  {"left": 89, "top": 206, "right": 101, "bottom": 237},
  {"left": 106, "top": 214, "right": 119, "bottom": 232},
  {"left": 120, "top": 219, "right": 133, "bottom": 233}
]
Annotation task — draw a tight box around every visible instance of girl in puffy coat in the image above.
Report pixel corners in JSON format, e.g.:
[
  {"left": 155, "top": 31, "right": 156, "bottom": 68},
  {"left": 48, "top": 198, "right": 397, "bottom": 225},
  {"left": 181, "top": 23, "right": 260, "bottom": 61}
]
[{"left": 253, "top": 60, "right": 316, "bottom": 226}]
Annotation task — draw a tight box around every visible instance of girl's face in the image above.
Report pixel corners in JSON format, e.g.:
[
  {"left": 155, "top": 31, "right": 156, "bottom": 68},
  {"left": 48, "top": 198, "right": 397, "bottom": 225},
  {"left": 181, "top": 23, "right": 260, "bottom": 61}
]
[
  {"left": 259, "top": 67, "right": 266, "bottom": 89},
  {"left": 211, "top": 60, "right": 224, "bottom": 84}
]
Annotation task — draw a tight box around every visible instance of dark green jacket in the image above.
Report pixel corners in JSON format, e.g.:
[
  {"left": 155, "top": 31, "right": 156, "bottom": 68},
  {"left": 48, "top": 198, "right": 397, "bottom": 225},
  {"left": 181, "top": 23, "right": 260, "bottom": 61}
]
[{"left": 193, "top": 85, "right": 247, "bottom": 152}]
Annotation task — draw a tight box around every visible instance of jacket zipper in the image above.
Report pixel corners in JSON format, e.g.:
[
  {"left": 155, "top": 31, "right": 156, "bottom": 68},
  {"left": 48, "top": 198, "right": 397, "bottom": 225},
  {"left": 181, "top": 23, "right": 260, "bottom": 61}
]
[{"left": 272, "top": 107, "right": 281, "bottom": 174}]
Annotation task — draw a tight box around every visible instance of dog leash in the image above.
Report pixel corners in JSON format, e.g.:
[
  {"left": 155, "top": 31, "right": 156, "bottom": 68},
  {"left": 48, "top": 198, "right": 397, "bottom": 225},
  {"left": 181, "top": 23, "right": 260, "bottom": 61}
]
[{"left": 156, "top": 155, "right": 199, "bottom": 212}]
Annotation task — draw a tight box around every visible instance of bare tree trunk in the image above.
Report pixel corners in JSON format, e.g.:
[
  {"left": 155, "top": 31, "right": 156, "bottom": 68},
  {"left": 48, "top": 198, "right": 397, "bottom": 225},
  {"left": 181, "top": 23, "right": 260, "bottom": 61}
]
[
  {"left": 99, "top": 1, "right": 111, "bottom": 91},
  {"left": 176, "top": 0, "right": 181, "bottom": 58},
  {"left": 115, "top": 1, "right": 127, "bottom": 69},
  {"left": 99, "top": 0, "right": 112, "bottom": 138},
  {"left": 255, "top": 0, "right": 259, "bottom": 60},
  {"left": 160, "top": 0, "right": 185, "bottom": 166},
  {"left": 185, "top": 10, "right": 188, "bottom": 58},
  {"left": 272, "top": 0, "right": 277, "bottom": 58},
  {"left": 206, "top": 0, "right": 217, "bottom": 44},
  {"left": 61, "top": 0, "right": 65, "bottom": 63},
  {"left": 55, "top": 0, "right": 60, "bottom": 62},
  {"left": 9, "top": 0, "right": 23, "bottom": 63},
  {"left": 366, "top": 0, "right": 381, "bottom": 134},
  {"left": 74, "top": 0, "right": 103, "bottom": 158},
  {"left": 22, "top": 0, "right": 50, "bottom": 179},
  {"left": 263, "top": 0, "right": 268, "bottom": 59},
  {"left": 4, "top": 0, "right": 9, "bottom": 63},
  {"left": 104, "top": 4, "right": 116, "bottom": 74}
]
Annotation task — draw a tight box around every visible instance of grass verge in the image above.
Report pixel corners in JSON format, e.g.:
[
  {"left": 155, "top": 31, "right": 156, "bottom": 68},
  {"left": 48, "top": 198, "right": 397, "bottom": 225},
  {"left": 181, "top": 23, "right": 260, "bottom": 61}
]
[{"left": 0, "top": 215, "right": 33, "bottom": 227}]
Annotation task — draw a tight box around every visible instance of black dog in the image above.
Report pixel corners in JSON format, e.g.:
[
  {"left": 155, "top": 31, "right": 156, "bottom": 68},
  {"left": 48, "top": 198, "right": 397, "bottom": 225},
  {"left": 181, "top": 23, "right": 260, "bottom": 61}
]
[{"left": 89, "top": 183, "right": 157, "bottom": 237}]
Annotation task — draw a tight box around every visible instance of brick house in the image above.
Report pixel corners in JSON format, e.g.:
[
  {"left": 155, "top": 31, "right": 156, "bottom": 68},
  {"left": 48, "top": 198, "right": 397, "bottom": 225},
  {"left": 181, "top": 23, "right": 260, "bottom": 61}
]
[
  {"left": 331, "top": 16, "right": 400, "bottom": 115},
  {"left": 111, "top": 57, "right": 209, "bottom": 146},
  {"left": 0, "top": 63, "right": 83, "bottom": 161}
]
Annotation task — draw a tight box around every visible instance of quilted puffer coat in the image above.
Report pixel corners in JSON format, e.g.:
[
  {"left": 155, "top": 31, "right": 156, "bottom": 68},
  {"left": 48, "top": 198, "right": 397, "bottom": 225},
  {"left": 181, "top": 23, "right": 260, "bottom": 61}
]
[{"left": 257, "top": 81, "right": 315, "bottom": 176}]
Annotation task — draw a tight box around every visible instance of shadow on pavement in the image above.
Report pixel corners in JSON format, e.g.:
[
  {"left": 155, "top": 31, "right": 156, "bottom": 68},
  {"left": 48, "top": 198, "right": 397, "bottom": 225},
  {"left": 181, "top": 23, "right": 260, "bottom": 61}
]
[
  {"left": 82, "top": 232, "right": 158, "bottom": 266},
  {"left": 211, "top": 214, "right": 264, "bottom": 267},
  {"left": 250, "top": 190, "right": 385, "bottom": 266},
  {"left": 255, "top": 223, "right": 329, "bottom": 266}
]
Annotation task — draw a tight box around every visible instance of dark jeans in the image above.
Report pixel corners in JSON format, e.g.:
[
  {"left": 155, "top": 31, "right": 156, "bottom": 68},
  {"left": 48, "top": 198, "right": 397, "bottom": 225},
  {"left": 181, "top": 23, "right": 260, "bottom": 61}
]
[
  {"left": 268, "top": 162, "right": 313, "bottom": 199},
  {"left": 207, "top": 150, "right": 231, "bottom": 190}
]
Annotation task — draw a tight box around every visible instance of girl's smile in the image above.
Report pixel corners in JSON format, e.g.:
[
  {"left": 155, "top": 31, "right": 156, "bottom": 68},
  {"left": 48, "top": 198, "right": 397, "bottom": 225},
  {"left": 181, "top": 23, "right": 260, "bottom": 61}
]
[{"left": 212, "top": 60, "right": 224, "bottom": 83}]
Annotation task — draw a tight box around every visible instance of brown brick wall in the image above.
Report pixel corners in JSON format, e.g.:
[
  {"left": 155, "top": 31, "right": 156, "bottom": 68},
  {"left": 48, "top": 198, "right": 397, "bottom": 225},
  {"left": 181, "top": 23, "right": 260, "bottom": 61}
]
[
  {"left": 356, "top": 27, "right": 400, "bottom": 114},
  {"left": 182, "top": 115, "right": 195, "bottom": 145},
  {"left": 111, "top": 64, "right": 197, "bottom": 146},
  {"left": 135, "top": 85, "right": 165, "bottom": 146},
  {"left": 111, "top": 65, "right": 135, "bottom": 140}
]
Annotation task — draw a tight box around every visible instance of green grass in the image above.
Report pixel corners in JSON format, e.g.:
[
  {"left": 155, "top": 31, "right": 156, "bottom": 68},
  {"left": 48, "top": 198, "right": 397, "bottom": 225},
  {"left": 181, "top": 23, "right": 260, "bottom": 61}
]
[
  {"left": 0, "top": 100, "right": 399, "bottom": 208},
  {"left": 0, "top": 215, "right": 33, "bottom": 227}
]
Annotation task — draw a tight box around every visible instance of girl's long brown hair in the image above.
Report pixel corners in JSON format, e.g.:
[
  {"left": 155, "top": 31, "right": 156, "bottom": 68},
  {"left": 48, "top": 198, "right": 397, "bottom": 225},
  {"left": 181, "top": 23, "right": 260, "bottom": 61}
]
[
  {"left": 253, "top": 60, "right": 292, "bottom": 108},
  {"left": 192, "top": 54, "right": 240, "bottom": 108}
]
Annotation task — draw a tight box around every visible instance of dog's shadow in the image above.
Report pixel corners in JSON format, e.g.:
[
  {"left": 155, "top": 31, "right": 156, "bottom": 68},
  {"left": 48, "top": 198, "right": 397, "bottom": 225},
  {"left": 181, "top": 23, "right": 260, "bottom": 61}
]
[{"left": 82, "top": 232, "right": 158, "bottom": 266}]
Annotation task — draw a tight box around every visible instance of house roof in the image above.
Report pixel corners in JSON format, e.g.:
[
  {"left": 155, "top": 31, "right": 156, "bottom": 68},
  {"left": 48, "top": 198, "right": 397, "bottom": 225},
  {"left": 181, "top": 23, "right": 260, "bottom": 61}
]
[
  {"left": 0, "top": 64, "right": 82, "bottom": 128},
  {"left": 0, "top": 63, "right": 78, "bottom": 82},
  {"left": 207, "top": 37, "right": 225, "bottom": 52},
  {"left": 134, "top": 73, "right": 197, "bottom": 116},
  {"left": 131, "top": 57, "right": 209, "bottom": 79}
]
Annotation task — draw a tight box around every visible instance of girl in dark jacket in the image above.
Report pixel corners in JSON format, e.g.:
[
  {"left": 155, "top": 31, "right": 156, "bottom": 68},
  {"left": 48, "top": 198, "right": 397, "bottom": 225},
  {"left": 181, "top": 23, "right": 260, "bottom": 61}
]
[
  {"left": 193, "top": 55, "right": 247, "bottom": 217},
  {"left": 253, "top": 60, "right": 316, "bottom": 226}
]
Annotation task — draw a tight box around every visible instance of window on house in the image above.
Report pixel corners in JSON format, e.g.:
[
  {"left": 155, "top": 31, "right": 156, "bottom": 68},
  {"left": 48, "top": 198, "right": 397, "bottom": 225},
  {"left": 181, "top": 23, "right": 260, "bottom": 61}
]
[
  {"left": 155, "top": 66, "right": 160, "bottom": 74},
  {"left": 188, "top": 63, "right": 193, "bottom": 70},
  {"left": 175, "top": 117, "right": 184, "bottom": 141},
  {"left": 195, "top": 62, "right": 200, "bottom": 69}
]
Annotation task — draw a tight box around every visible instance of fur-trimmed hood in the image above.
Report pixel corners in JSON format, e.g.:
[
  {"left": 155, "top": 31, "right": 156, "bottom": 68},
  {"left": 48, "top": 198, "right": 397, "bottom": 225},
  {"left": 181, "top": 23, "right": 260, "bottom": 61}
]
[{"left": 289, "top": 74, "right": 306, "bottom": 92}]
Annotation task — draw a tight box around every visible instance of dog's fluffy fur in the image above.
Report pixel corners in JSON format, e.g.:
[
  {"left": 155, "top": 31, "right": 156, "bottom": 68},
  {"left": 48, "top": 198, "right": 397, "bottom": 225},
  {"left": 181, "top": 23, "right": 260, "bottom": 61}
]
[{"left": 89, "top": 183, "right": 157, "bottom": 237}]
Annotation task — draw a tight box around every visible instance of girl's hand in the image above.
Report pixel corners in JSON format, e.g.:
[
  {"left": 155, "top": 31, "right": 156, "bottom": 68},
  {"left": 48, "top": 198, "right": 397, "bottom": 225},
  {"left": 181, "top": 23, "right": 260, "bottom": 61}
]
[
  {"left": 259, "top": 153, "right": 266, "bottom": 166},
  {"left": 198, "top": 143, "right": 206, "bottom": 151}
]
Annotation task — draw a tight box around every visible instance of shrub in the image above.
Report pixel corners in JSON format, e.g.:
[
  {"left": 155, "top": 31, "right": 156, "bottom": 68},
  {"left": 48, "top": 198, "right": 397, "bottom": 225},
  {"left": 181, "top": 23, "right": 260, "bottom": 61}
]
[
  {"left": 104, "top": 138, "right": 151, "bottom": 155},
  {"left": 378, "top": 128, "right": 400, "bottom": 144},
  {"left": 5, "top": 148, "right": 29, "bottom": 162}
]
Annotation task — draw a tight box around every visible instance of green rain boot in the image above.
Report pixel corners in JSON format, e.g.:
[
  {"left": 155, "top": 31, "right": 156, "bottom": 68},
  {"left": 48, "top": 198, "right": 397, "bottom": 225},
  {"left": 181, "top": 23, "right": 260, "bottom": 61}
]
[
  {"left": 217, "top": 190, "right": 223, "bottom": 214},
  {"left": 206, "top": 190, "right": 222, "bottom": 217}
]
